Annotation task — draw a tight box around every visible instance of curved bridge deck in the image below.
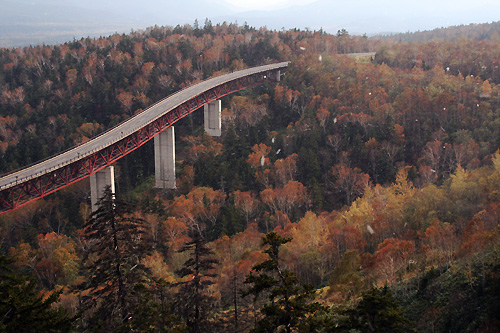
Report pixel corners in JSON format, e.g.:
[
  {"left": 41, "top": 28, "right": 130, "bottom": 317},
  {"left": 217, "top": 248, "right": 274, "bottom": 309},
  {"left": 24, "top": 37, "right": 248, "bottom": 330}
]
[{"left": 0, "top": 62, "right": 289, "bottom": 214}]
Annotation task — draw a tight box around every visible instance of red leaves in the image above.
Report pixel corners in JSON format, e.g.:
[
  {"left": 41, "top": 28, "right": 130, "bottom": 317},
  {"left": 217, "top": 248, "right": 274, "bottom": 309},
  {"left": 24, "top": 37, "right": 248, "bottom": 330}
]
[
  {"left": 170, "top": 186, "right": 226, "bottom": 231},
  {"left": 260, "top": 181, "right": 308, "bottom": 216},
  {"left": 423, "top": 219, "right": 457, "bottom": 265},
  {"left": 373, "top": 238, "right": 416, "bottom": 284},
  {"left": 375, "top": 238, "right": 415, "bottom": 263},
  {"left": 330, "top": 162, "right": 370, "bottom": 205}
]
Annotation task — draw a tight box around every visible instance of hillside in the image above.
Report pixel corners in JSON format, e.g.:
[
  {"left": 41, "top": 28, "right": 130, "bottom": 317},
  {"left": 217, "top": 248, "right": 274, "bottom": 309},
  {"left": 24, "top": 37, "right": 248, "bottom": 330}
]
[
  {"left": 1, "top": 21, "right": 500, "bottom": 331},
  {"left": 373, "top": 20, "right": 500, "bottom": 42}
]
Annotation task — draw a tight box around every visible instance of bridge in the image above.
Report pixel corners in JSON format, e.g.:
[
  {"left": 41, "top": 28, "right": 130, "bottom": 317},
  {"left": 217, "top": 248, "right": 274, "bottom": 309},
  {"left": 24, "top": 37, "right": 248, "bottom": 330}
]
[{"left": 0, "top": 62, "right": 289, "bottom": 215}]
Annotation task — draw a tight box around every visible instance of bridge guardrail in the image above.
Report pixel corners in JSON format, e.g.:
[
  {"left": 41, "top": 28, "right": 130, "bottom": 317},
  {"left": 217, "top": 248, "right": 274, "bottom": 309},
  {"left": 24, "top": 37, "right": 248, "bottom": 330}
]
[{"left": 0, "top": 62, "right": 289, "bottom": 190}]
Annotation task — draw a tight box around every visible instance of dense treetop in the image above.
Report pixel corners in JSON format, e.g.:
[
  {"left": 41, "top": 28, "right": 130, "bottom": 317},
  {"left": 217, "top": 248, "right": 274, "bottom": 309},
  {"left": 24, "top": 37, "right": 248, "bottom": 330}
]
[{"left": 1, "top": 21, "right": 500, "bottom": 331}]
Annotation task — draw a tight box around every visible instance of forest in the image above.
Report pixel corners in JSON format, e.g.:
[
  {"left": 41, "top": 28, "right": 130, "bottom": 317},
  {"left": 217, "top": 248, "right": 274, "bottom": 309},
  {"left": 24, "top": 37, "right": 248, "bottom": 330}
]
[{"left": 1, "top": 20, "right": 500, "bottom": 332}]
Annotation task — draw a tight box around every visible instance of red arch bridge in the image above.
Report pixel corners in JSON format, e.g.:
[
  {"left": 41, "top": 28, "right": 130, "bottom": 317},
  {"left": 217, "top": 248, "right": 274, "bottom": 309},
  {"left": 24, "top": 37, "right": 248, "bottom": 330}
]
[{"left": 0, "top": 62, "right": 289, "bottom": 215}]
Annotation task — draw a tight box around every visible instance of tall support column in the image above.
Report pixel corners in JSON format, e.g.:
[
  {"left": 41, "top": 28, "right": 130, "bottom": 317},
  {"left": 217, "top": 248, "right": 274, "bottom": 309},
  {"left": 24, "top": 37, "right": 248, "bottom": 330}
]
[
  {"left": 275, "top": 70, "right": 281, "bottom": 82},
  {"left": 90, "top": 166, "right": 115, "bottom": 211},
  {"left": 154, "top": 126, "right": 176, "bottom": 189},
  {"left": 204, "top": 100, "right": 221, "bottom": 137}
]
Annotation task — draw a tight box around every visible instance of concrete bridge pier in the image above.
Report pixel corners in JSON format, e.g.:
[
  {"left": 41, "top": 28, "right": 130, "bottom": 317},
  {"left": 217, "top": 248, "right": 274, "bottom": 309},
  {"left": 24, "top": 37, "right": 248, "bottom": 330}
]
[
  {"left": 154, "top": 126, "right": 176, "bottom": 189},
  {"left": 90, "top": 166, "right": 115, "bottom": 211},
  {"left": 204, "top": 100, "right": 221, "bottom": 137}
]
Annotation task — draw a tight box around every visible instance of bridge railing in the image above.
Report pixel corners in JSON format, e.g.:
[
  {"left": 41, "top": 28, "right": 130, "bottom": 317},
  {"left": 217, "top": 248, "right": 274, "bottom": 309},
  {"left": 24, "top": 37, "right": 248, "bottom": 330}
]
[{"left": 0, "top": 62, "right": 289, "bottom": 190}]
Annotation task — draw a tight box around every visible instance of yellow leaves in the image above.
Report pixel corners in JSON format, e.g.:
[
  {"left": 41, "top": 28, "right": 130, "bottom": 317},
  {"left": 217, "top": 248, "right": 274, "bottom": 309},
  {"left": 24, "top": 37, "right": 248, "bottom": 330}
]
[
  {"left": 10, "top": 232, "right": 80, "bottom": 286},
  {"left": 337, "top": 170, "right": 417, "bottom": 239},
  {"left": 449, "top": 165, "right": 469, "bottom": 195},
  {"left": 492, "top": 150, "right": 500, "bottom": 174},
  {"left": 73, "top": 122, "right": 101, "bottom": 145},
  {"left": 393, "top": 166, "right": 415, "bottom": 196},
  {"left": 340, "top": 193, "right": 375, "bottom": 228},
  {"left": 53, "top": 247, "right": 79, "bottom": 265},
  {"left": 37, "top": 233, "right": 79, "bottom": 279},
  {"left": 76, "top": 122, "right": 100, "bottom": 138},
  {"left": 142, "top": 251, "right": 174, "bottom": 280},
  {"left": 289, "top": 211, "right": 328, "bottom": 249},
  {"left": 9, "top": 242, "right": 34, "bottom": 268},
  {"left": 480, "top": 79, "right": 492, "bottom": 98}
]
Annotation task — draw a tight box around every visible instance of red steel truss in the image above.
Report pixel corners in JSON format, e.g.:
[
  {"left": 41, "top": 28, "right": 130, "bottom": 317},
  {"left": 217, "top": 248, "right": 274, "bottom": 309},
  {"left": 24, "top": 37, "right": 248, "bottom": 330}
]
[{"left": 0, "top": 67, "right": 283, "bottom": 214}]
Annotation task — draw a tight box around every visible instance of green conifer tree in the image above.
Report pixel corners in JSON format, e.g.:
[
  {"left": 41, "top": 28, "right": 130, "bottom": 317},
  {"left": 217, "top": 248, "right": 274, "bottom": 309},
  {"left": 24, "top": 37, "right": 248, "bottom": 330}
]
[
  {"left": 242, "top": 232, "right": 324, "bottom": 332},
  {"left": 79, "top": 186, "right": 151, "bottom": 330},
  {"left": 342, "top": 287, "right": 416, "bottom": 332},
  {"left": 173, "top": 232, "right": 219, "bottom": 332},
  {"left": 0, "top": 254, "right": 73, "bottom": 332}
]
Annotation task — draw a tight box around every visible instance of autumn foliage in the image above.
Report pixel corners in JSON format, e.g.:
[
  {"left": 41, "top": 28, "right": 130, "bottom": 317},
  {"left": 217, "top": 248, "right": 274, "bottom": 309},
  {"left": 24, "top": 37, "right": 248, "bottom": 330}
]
[{"left": 2, "top": 20, "right": 500, "bottom": 331}]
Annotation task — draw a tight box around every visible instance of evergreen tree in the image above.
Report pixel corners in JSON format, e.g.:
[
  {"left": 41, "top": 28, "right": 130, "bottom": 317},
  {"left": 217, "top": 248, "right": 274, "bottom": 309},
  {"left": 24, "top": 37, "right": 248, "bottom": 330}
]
[
  {"left": 0, "top": 253, "right": 73, "bottom": 332},
  {"left": 328, "top": 249, "right": 365, "bottom": 299},
  {"left": 242, "top": 232, "right": 324, "bottom": 332},
  {"left": 173, "top": 232, "right": 219, "bottom": 332},
  {"left": 78, "top": 186, "right": 151, "bottom": 330},
  {"left": 342, "top": 287, "right": 416, "bottom": 332},
  {"left": 128, "top": 278, "right": 183, "bottom": 331}
]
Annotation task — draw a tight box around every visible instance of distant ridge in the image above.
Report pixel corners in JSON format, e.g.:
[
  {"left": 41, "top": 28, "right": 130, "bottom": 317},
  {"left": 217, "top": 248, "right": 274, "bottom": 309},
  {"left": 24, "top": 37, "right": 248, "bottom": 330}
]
[{"left": 372, "top": 21, "right": 500, "bottom": 42}]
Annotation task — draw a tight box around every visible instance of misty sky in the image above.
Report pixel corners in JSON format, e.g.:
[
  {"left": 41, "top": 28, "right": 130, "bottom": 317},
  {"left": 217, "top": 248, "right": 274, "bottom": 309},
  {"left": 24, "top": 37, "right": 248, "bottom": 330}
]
[
  {"left": 214, "top": 0, "right": 500, "bottom": 31},
  {"left": 1, "top": 0, "right": 500, "bottom": 47}
]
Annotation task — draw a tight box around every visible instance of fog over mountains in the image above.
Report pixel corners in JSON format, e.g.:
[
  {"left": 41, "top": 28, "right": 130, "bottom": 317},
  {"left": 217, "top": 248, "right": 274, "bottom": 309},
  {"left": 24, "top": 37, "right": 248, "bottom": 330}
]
[{"left": 1, "top": 0, "right": 499, "bottom": 47}]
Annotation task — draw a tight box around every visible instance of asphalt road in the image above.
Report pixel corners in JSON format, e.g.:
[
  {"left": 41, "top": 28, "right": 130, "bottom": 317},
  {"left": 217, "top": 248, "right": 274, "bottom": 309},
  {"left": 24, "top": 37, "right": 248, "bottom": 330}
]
[{"left": 0, "top": 62, "right": 289, "bottom": 190}]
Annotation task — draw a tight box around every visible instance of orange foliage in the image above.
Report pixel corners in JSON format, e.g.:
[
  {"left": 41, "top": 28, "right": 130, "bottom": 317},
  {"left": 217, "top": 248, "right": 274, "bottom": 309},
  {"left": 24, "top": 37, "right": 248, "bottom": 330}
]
[
  {"left": 184, "top": 134, "right": 223, "bottom": 164},
  {"left": 232, "top": 190, "right": 259, "bottom": 224},
  {"left": 330, "top": 162, "right": 370, "bottom": 205},
  {"left": 424, "top": 219, "right": 457, "bottom": 265},
  {"left": 230, "top": 95, "right": 267, "bottom": 128},
  {"left": 141, "top": 62, "right": 155, "bottom": 76},
  {"left": 260, "top": 180, "right": 308, "bottom": 216},
  {"left": 247, "top": 143, "right": 272, "bottom": 169},
  {"left": 322, "top": 225, "right": 366, "bottom": 268},
  {"left": 272, "top": 153, "right": 298, "bottom": 187},
  {"left": 316, "top": 107, "right": 330, "bottom": 129},
  {"left": 170, "top": 187, "right": 226, "bottom": 232},
  {"left": 459, "top": 212, "right": 491, "bottom": 256},
  {"left": 374, "top": 238, "right": 415, "bottom": 285},
  {"left": 116, "top": 91, "right": 134, "bottom": 114},
  {"left": 9, "top": 232, "right": 80, "bottom": 288}
]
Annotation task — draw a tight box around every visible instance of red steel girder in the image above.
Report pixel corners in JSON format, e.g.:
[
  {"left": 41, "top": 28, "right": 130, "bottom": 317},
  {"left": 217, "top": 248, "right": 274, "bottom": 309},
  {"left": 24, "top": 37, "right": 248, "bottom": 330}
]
[{"left": 0, "top": 67, "right": 284, "bottom": 214}]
